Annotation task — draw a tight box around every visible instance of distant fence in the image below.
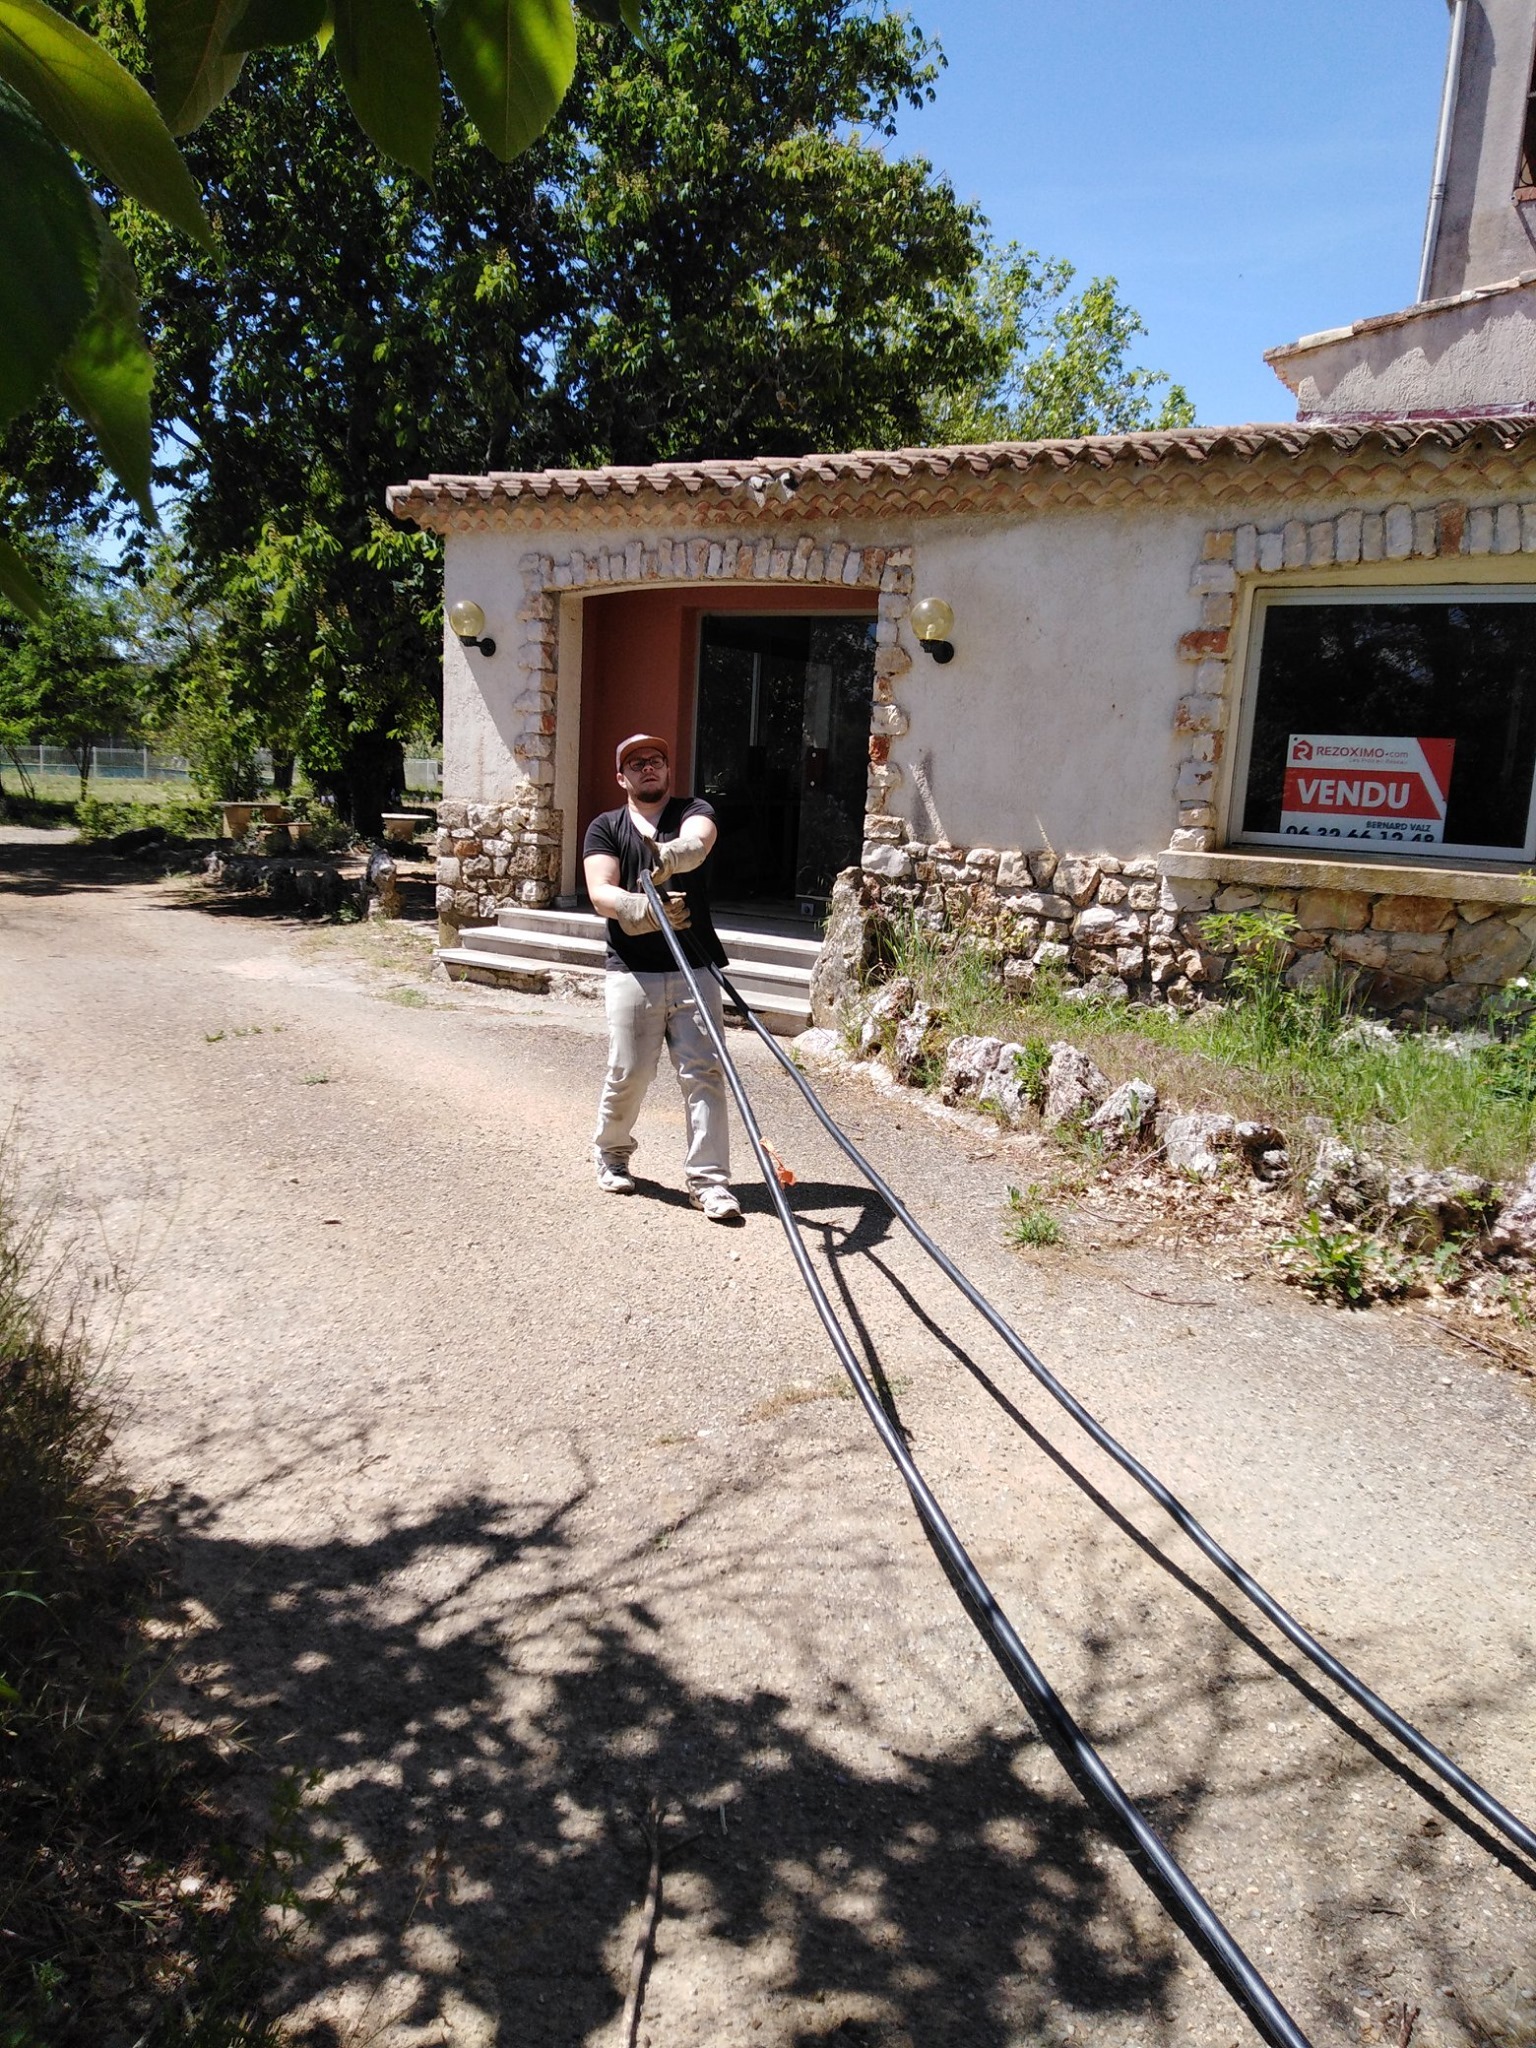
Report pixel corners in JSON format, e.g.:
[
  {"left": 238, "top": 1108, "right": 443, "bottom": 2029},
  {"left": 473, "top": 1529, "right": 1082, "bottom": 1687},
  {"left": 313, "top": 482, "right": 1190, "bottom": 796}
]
[
  {"left": 7, "top": 745, "right": 444, "bottom": 792},
  {"left": 9, "top": 743, "right": 191, "bottom": 781}
]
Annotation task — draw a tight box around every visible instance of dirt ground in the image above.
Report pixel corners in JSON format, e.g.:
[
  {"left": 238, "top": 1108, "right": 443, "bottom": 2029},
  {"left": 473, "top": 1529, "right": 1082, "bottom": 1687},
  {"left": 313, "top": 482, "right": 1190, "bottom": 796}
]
[{"left": 2, "top": 833, "right": 1535, "bottom": 2048}]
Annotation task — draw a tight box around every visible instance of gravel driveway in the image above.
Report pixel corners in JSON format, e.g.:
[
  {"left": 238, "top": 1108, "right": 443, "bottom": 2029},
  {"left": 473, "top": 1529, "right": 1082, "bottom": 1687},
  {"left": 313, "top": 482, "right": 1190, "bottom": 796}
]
[{"left": 2, "top": 834, "right": 1534, "bottom": 2048}]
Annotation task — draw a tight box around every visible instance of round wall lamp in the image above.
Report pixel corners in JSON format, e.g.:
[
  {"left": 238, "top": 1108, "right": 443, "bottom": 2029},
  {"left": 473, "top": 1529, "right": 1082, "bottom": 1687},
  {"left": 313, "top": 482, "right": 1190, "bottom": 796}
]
[
  {"left": 448, "top": 598, "right": 496, "bottom": 657},
  {"left": 910, "top": 595, "right": 955, "bottom": 664}
]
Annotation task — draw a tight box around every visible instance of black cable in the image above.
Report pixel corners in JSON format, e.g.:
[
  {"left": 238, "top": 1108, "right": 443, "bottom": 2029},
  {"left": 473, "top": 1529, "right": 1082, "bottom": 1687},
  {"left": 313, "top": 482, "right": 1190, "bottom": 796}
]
[
  {"left": 709, "top": 961, "right": 1536, "bottom": 1871},
  {"left": 637, "top": 873, "right": 1314, "bottom": 2048}
]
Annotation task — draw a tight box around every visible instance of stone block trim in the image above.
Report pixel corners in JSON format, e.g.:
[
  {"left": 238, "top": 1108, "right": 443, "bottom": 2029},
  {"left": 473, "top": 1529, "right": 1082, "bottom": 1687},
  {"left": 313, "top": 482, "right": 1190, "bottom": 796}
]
[
  {"left": 437, "top": 534, "right": 912, "bottom": 933},
  {"left": 853, "top": 832, "right": 1536, "bottom": 1022},
  {"left": 1169, "top": 495, "right": 1536, "bottom": 853}
]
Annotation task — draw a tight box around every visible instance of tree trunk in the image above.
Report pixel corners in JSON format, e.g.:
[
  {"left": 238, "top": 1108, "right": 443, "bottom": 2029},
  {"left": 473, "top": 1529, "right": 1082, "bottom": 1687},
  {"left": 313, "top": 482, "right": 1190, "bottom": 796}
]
[
  {"left": 270, "top": 753, "right": 295, "bottom": 796},
  {"left": 322, "top": 731, "right": 404, "bottom": 837}
]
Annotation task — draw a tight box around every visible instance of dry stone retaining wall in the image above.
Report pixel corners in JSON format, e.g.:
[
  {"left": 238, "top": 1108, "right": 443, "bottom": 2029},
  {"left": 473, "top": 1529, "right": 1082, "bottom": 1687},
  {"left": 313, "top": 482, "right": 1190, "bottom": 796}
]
[{"left": 855, "top": 836, "right": 1536, "bottom": 1022}]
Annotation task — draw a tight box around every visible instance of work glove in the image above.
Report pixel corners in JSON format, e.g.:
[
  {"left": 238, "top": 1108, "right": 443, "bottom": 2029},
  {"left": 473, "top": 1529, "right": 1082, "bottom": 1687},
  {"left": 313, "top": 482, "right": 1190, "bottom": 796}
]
[
  {"left": 648, "top": 832, "right": 709, "bottom": 885},
  {"left": 612, "top": 889, "right": 691, "bottom": 937}
]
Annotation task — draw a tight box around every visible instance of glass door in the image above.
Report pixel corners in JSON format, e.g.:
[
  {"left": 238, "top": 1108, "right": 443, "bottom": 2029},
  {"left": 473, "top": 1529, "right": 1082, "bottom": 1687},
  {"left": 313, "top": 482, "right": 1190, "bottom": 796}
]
[{"left": 694, "top": 614, "right": 876, "bottom": 914}]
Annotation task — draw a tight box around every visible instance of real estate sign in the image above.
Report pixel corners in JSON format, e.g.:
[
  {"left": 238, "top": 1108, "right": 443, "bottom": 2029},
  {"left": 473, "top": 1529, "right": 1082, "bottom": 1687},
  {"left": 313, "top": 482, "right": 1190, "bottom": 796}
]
[{"left": 1280, "top": 734, "right": 1455, "bottom": 847}]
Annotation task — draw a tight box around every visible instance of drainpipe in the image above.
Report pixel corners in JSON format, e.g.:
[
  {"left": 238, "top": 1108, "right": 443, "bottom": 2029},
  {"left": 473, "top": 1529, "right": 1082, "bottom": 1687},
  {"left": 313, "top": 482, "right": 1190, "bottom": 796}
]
[{"left": 1417, "top": 0, "right": 1470, "bottom": 302}]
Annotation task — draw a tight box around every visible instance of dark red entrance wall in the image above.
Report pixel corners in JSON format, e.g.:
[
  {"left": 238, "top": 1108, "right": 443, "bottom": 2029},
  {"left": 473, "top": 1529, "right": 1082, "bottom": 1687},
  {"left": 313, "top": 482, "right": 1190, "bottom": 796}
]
[{"left": 576, "top": 584, "right": 875, "bottom": 852}]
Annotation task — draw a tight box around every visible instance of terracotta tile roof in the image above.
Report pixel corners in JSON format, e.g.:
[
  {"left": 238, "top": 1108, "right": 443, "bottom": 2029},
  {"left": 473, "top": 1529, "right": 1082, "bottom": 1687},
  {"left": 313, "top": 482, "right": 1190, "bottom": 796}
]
[{"left": 387, "top": 414, "right": 1536, "bottom": 524}]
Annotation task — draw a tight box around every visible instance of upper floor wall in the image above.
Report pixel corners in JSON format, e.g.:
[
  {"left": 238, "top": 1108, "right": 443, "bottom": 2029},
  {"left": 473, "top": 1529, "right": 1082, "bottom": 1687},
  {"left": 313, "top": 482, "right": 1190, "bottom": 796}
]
[{"left": 1426, "top": 0, "right": 1536, "bottom": 299}]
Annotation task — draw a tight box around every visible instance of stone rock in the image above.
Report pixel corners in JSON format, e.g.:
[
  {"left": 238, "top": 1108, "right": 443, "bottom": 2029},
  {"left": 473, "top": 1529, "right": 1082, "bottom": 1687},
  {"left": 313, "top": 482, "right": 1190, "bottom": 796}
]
[
  {"left": 1073, "top": 905, "right": 1144, "bottom": 946},
  {"left": 1001, "top": 958, "right": 1035, "bottom": 995},
  {"left": 1330, "top": 931, "right": 1389, "bottom": 971},
  {"left": 1234, "top": 1121, "right": 1290, "bottom": 1182},
  {"left": 1334, "top": 1019, "right": 1398, "bottom": 1054},
  {"left": 856, "top": 973, "right": 916, "bottom": 1053},
  {"left": 1061, "top": 973, "right": 1130, "bottom": 1007},
  {"left": 1449, "top": 916, "right": 1533, "bottom": 985},
  {"left": 1041, "top": 1043, "right": 1109, "bottom": 1129},
  {"left": 1368, "top": 969, "right": 1436, "bottom": 1013},
  {"left": 1387, "top": 1168, "right": 1496, "bottom": 1249},
  {"left": 1424, "top": 985, "right": 1490, "bottom": 1026},
  {"left": 1296, "top": 888, "right": 1370, "bottom": 931},
  {"left": 791, "top": 1027, "right": 844, "bottom": 1067},
  {"left": 1033, "top": 941, "right": 1071, "bottom": 970},
  {"left": 1370, "top": 894, "right": 1453, "bottom": 934},
  {"left": 1490, "top": 1162, "right": 1536, "bottom": 1257},
  {"left": 940, "top": 1034, "right": 1008, "bottom": 1105},
  {"left": 863, "top": 841, "right": 914, "bottom": 881},
  {"left": 1212, "top": 885, "right": 1262, "bottom": 915},
  {"left": 1159, "top": 1111, "right": 1238, "bottom": 1178},
  {"left": 995, "top": 851, "right": 1031, "bottom": 888},
  {"left": 1012, "top": 891, "right": 1073, "bottom": 920},
  {"left": 811, "top": 869, "right": 881, "bottom": 1029},
  {"left": 1087, "top": 1078, "right": 1158, "bottom": 1147},
  {"left": 890, "top": 1001, "right": 936, "bottom": 1084},
  {"left": 1054, "top": 856, "right": 1101, "bottom": 906},
  {"left": 1029, "top": 851, "right": 1059, "bottom": 888},
  {"left": 1284, "top": 950, "right": 1336, "bottom": 991},
  {"left": 1304, "top": 1133, "right": 1389, "bottom": 1222},
  {"left": 977, "top": 1044, "right": 1031, "bottom": 1126}
]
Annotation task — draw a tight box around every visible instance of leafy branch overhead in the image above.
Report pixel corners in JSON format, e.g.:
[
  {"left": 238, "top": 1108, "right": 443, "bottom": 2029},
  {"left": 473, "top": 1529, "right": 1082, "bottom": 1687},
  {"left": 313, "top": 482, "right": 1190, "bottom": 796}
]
[{"left": 0, "top": 0, "right": 639, "bottom": 618}]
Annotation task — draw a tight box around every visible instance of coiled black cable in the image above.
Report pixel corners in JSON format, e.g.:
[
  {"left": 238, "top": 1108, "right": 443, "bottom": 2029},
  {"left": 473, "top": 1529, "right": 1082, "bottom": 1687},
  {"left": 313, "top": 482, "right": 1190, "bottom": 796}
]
[
  {"left": 707, "top": 957, "right": 1536, "bottom": 1872},
  {"left": 637, "top": 872, "right": 1314, "bottom": 2048}
]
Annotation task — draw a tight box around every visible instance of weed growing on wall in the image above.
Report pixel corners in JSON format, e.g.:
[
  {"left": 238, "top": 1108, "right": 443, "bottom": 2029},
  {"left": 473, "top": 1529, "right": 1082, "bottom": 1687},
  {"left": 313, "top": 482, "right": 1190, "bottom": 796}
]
[{"left": 876, "top": 918, "right": 1536, "bottom": 1187}]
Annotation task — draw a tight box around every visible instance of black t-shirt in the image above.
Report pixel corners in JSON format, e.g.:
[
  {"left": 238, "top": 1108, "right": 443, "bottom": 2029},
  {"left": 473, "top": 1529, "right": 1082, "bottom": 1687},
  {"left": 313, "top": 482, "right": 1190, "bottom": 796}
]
[{"left": 582, "top": 796, "right": 727, "bottom": 973}]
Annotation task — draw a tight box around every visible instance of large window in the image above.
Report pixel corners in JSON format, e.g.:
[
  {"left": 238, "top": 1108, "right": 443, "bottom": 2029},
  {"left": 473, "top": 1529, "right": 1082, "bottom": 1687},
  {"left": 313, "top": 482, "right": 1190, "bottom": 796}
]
[{"left": 1233, "top": 589, "right": 1536, "bottom": 863}]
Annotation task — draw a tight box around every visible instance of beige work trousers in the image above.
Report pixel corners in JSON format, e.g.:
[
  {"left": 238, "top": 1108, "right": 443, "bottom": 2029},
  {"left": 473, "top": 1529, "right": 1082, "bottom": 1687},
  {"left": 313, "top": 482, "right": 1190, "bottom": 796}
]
[{"left": 593, "top": 969, "right": 731, "bottom": 1189}]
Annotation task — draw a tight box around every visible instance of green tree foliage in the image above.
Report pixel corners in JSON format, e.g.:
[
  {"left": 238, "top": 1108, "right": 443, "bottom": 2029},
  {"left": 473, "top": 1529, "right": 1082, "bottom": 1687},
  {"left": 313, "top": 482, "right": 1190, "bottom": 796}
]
[
  {"left": 108, "top": 34, "right": 577, "bottom": 822},
  {"left": 546, "top": 0, "right": 993, "bottom": 461},
  {"left": 4, "top": 1, "right": 1195, "bottom": 827},
  {"left": 90, "top": 1, "right": 1025, "bottom": 824},
  {"left": 920, "top": 243, "right": 1195, "bottom": 446},
  {"left": 0, "top": 539, "right": 149, "bottom": 793},
  {"left": 0, "top": 0, "right": 631, "bottom": 618}
]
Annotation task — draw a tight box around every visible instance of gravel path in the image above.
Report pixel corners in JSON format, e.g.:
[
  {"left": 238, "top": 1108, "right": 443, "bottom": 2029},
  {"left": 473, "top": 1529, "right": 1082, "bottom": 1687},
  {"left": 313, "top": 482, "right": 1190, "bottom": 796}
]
[{"left": 2, "top": 834, "right": 1534, "bottom": 2048}]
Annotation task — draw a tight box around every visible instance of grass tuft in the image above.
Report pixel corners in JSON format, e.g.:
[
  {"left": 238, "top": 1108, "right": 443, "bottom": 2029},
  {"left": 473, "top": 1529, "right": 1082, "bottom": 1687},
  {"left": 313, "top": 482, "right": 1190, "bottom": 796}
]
[
  {"left": 1004, "top": 1183, "right": 1064, "bottom": 1249},
  {"left": 875, "top": 914, "right": 1536, "bottom": 1188}
]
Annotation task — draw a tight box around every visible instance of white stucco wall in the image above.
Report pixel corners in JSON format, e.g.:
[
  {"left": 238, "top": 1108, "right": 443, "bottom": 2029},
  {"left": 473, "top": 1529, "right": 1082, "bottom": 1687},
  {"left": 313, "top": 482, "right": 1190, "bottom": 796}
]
[
  {"left": 1266, "top": 276, "right": 1536, "bottom": 419},
  {"left": 441, "top": 527, "right": 529, "bottom": 801},
  {"left": 891, "top": 504, "right": 1201, "bottom": 857},
  {"left": 435, "top": 457, "right": 1536, "bottom": 881}
]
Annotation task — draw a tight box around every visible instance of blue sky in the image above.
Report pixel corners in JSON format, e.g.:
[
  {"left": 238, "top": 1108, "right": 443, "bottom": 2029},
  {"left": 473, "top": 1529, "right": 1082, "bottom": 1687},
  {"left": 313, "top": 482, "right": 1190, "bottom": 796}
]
[{"left": 888, "top": 1, "right": 1454, "bottom": 426}]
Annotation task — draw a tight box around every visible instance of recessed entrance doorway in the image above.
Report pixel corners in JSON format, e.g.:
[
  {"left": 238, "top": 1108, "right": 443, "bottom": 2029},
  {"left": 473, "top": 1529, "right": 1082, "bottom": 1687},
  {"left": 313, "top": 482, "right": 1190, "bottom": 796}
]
[{"left": 693, "top": 612, "right": 876, "bottom": 918}]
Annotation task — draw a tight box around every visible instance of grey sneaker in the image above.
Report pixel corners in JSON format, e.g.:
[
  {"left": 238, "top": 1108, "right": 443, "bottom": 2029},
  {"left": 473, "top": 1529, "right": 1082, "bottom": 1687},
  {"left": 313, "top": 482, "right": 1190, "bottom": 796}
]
[
  {"left": 596, "top": 1157, "right": 636, "bottom": 1194},
  {"left": 689, "top": 1185, "right": 742, "bottom": 1223}
]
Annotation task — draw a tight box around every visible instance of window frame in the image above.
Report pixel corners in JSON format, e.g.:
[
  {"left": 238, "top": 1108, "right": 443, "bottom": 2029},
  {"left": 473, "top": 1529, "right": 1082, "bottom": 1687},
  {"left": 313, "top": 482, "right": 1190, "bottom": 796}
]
[{"left": 1228, "top": 583, "right": 1536, "bottom": 867}]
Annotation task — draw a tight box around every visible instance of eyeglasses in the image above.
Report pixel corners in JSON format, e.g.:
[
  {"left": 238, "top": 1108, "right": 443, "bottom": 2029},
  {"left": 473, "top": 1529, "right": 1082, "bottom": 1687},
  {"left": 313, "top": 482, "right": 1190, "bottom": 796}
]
[{"left": 622, "top": 753, "right": 667, "bottom": 773}]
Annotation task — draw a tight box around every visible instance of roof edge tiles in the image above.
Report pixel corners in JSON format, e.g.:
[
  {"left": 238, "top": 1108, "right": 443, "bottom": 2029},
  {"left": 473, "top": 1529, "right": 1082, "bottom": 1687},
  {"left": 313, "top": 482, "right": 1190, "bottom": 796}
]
[{"left": 387, "top": 414, "right": 1536, "bottom": 528}]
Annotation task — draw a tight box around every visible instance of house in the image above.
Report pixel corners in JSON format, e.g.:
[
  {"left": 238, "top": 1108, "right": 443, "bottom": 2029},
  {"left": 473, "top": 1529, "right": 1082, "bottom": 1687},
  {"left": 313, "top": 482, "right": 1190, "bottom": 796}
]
[{"left": 388, "top": 0, "right": 1536, "bottom": 1025}]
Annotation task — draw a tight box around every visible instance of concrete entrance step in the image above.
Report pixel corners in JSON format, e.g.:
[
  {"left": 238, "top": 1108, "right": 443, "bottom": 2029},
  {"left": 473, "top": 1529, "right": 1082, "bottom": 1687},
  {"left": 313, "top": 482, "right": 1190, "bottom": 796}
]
[
  {"left": 439, "top": 905, "right": 820, "bottom": 1036},
  {"left": 493, "top": 903, "right": 822, "bottom": 973}
]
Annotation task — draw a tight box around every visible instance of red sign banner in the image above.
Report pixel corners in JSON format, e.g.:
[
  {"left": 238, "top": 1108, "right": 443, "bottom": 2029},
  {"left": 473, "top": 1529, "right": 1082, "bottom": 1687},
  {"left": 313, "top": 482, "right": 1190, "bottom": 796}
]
[{"left": 1280, "top": 735, "right": 1455, "bottom": 847}]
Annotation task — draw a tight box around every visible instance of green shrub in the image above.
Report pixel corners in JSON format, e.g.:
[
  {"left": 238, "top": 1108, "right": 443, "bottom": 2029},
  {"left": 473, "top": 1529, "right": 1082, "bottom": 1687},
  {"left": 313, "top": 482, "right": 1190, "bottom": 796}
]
[
  {"left": 1005, "top": 1183, "right": 1064, "bottom": 1248},
  {"left": 1277, "top": 1212, "right": 1376, "bottom": 1304},
  {"left": 75, "top": 794, "right": 221, "bottom": 841},
  {"left": 1011, "top": 1039, "right": 1052, "bottom": 1109}
]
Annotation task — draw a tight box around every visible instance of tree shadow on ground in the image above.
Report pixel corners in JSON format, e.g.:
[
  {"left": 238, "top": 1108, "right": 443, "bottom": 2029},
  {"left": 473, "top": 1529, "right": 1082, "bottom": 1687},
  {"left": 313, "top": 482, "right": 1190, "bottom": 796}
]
[
  {"left": 0, "top": 839, "right": 195, "bottom": 900},
  {"left": 158, "top": 1468, "right": 1194, "bottom": 2048}
]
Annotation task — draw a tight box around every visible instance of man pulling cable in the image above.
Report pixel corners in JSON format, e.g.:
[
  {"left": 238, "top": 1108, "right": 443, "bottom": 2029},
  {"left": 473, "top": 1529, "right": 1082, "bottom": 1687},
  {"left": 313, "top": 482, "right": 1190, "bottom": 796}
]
[{"left": 581, "top": 733, "right": 741, "bottom": 1222}]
